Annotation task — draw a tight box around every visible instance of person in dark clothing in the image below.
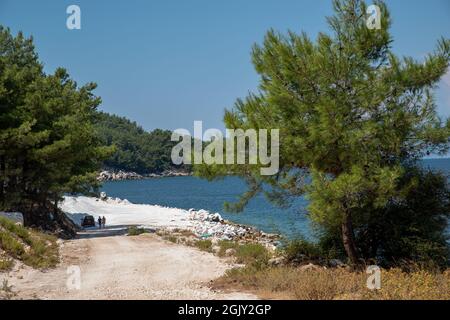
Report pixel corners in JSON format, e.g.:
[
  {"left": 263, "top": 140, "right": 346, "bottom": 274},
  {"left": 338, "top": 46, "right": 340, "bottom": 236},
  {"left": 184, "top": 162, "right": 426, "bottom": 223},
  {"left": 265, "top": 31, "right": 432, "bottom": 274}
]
[{"left": 98, "top": 216, "right": 102, "bottom": 229}]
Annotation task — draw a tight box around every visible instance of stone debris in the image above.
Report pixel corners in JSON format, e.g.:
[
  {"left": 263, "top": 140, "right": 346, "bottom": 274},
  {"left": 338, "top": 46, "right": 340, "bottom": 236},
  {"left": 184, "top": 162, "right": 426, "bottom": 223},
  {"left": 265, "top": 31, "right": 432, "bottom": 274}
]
[
  {"left": 329, "top": 259, "right": 346, "bottom": 268},
  {"left": 299, "top": 263, "right": 322, "bottom": 272},
  {"left": 186, "top": 208, "right": 279, "bottom": 248},
  {"left": 268, "top": 256, "right": 286, "bottom": 266},
  {"left": 98, "top": 170, "right": 143, "bottom": 181},
  {"left": 211, "top": 245, "right": 221, "bottom": 254},
  {"left": 96, "top": 196, "right": 131, "bottom": 205},
  {"left": 97, "top": 169, "right": 191, "bottom": 181},
  {"left": 187, "top": 209, "right": 248, "bottom": 241},
  {"left": 225, "top": 248, "right": 237, "bottom": 256}
]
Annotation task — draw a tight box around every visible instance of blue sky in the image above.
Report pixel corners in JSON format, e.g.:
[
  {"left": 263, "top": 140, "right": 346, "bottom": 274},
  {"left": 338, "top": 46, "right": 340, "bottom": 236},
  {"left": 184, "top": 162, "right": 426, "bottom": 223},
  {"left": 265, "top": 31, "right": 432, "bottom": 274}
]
[{"left": 0, "top": 0, "right": 449, "bottom": 132}]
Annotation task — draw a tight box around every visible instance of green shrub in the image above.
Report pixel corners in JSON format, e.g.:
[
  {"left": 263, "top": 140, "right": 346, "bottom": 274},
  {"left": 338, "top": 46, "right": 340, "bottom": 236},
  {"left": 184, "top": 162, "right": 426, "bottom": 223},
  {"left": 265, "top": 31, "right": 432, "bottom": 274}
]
[
  {"left": 0, "top": 219, "right": 59, "bottom": 269},
  {"left": 283, "top": 239, "right": 322, "bottom": 262},
  {"left": 127, "top": 226, "right": 147, "bottom": 236},
  {"left": 196, "top": 239, "right": 212, "bottom": 252},
  {"left": 166, "top": 235, "right": 177, "bottom": 243},
  {"left": 313, "top": 167, "right": 450, "bottom": 269},
  {"left": 0, "top": 231, "right": 25, "bottom": 259},
  {"left": 0, "top": 217, "right": 32, "bottom": 245},
  {"left": 23, "top": 236, "right": 59, "bottom": 269},
  {"left": 217, "top": 240, "right": 239, "bottom": 257},
  {"left": 235, "top": 243, "right": 269, "bottom": 267},
  {"left": 369, "top": 168, "right": 450, "bottom": 269}
]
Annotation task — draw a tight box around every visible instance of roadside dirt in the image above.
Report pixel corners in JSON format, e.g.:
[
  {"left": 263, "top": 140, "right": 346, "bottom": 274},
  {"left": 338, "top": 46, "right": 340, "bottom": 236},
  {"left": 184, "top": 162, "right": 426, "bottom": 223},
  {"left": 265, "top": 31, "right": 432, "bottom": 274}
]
[{"left": 1, "top": 229, "right": 257, "bottom": 300}]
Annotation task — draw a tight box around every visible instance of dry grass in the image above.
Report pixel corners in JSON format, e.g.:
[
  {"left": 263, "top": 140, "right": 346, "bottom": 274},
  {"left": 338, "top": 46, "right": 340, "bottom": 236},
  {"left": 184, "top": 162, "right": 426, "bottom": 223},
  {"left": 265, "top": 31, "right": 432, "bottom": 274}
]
[
  {"left": 0, "top": 258, "right": 14, "bottom": 271},
  {"left": 212, "top": 265, "right": 450, "bottom": 300},
  {"left": 0, "top": 217, "right": 59, "bottom": 271},
  {"left": 217, "top": 240, "right": 238, "bottom": 257},
  {"left": 0, "top": 279, "right": 15, "bottom": 300},
  {"left": 171, "top": 228, "right": 196, "bottom": 237},
  {"left": 157, "top": 228, "right": 196, "bottom": 245}
]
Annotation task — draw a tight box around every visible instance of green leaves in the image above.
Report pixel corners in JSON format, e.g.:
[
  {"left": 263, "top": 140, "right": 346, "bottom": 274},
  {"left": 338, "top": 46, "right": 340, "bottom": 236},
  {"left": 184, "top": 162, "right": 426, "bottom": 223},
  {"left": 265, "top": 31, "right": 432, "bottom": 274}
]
[
  {"left": 0, "top": 26, "right": 112, "bottom": 213},
  {"left": 94, "top": 112, "right": 185, "bottom": 174},
  {"left": 197, "top": 0, "right": 450, "bottom": 207},
  {"left": 195, "top": 0, "right": 450, "bottom": 264}
]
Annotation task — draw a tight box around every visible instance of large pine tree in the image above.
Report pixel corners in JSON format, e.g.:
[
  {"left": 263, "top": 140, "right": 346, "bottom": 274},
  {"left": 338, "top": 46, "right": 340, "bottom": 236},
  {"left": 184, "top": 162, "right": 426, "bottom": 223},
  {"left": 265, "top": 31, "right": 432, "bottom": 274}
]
[
  {"left": 0, "top": 27, "right": 111, "bottom": 235},
  {"left": 196, "top": 0, "right": 450, "bottom": 266}
]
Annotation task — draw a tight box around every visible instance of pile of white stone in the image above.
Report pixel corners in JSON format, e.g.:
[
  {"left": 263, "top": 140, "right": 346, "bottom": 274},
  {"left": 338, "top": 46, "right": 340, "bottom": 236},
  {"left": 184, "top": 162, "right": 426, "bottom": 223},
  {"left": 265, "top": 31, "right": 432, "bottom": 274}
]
[
  {"left": 97, "top": 170, "right": 143, "bottom": 181},
  {"left": 98, "top": 192, "right": 131, "bottom": 204},
  {"left": 64, "top": 192, "right": 278, "bottom": 244},
  {"left": 187, "top": 209, "right": 250, "bottom": 240}
]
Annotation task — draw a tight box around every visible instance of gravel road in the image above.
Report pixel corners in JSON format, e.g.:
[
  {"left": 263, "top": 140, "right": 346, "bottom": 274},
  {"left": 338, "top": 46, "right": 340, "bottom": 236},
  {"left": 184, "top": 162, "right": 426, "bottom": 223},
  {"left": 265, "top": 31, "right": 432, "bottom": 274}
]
[{"left": 2, "top": 229, "right": 256, "bottom": 300}]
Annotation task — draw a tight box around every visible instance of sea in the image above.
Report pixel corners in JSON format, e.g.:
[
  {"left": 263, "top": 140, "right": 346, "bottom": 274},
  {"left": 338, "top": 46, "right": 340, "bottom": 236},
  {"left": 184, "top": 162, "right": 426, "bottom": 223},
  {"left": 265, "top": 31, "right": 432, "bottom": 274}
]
[{"left": 100, "top": 159, "right": 450, "bottom": 239}]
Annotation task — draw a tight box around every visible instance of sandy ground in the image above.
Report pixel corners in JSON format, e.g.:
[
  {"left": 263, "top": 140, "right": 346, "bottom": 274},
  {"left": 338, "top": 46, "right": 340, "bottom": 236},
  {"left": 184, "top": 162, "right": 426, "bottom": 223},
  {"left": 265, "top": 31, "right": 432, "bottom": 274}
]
[{"left": 1, "top": 228, "right": 257, "bottom": 300}]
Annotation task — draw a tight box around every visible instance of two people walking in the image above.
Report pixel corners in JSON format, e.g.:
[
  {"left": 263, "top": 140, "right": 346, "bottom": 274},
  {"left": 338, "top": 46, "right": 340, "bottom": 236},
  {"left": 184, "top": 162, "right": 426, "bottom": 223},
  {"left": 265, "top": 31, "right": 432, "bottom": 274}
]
[{"left": 98, "top": 216, "right": 106, "bottom": 229}]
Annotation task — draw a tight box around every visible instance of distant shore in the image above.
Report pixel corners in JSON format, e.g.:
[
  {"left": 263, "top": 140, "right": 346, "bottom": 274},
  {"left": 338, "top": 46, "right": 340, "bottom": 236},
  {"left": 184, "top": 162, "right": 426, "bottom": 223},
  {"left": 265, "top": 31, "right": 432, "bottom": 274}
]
[{"left": 97, "top": 169, "right": 192, "bottom": 182}]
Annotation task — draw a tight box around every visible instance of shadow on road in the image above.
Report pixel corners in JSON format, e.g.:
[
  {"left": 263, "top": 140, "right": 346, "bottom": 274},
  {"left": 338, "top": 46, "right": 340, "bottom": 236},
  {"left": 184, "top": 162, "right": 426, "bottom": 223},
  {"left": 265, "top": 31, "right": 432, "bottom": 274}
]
[{"left": 76, "top": 225, "right": 156, "bottom": 239}]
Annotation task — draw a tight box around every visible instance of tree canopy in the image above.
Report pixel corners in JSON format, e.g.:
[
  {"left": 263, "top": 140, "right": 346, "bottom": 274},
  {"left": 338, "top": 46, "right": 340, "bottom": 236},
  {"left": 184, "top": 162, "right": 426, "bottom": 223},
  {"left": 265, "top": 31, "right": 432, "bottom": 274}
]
[
  {"left": 0, "top": 27, "right": 111, "bottom": 231},
  {"left": 196, "top": 0, "right": 450, "bottom": 267},
  {"left": 94, "top": 111, "right": 189, "bottom": 174}
]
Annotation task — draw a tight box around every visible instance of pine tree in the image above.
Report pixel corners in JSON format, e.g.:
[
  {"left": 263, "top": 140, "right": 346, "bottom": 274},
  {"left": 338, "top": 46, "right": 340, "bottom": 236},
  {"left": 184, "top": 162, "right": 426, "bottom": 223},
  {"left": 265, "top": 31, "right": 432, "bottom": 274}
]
[
  {"left": 0, "top": 27, "right": 111, "bottom": 234},
  {"left": 196, "top": 0, "right": 450, "bottom": 266}
]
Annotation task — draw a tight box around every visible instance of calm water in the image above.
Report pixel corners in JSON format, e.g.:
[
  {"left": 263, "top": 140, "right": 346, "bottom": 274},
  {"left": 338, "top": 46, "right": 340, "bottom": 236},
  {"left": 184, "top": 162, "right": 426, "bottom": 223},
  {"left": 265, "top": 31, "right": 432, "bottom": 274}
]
[{"left": 101, "top": 159, "right": 450, "bottom": 239}]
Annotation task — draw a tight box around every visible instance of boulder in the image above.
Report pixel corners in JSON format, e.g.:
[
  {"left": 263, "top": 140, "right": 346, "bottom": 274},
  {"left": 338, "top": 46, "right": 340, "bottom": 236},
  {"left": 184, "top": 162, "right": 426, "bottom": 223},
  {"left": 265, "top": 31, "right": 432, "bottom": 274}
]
[
  {"left": 329, "top": 259, "right": 346, "bottom": 268},
  {"left": 212, "top": 245, "right": 221, "bottom": 254},
  {"left": 225, "top": 248, "right": 236, "bottom": 257},
  {"left": 299, "top": 263, "right": 321, "bottom": 272},
  {"left": 208, "top": 213, "right": 223, "bottom": 223},
  {"left": 268, "top": 256, "right": 286, "bottom": 266}
]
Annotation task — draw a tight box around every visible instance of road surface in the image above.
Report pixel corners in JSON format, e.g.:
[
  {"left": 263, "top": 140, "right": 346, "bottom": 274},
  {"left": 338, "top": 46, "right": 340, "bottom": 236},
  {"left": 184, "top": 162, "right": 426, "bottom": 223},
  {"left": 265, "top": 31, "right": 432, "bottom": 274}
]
[{"left": 2, "top": 228, "right": 256, "bottom": 300}]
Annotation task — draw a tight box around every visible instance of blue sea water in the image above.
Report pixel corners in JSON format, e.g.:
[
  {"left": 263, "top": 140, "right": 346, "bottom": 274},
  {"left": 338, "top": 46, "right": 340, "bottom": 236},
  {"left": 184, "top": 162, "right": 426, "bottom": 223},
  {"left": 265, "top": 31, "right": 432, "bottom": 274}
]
[{"left": 101, "top": 159, "right": 450, "bottom": 239}]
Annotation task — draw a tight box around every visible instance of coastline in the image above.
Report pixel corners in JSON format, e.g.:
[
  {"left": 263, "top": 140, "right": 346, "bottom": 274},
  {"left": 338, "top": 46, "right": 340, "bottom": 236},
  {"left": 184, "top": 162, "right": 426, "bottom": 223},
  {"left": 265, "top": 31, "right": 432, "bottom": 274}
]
[
  {"left": 61, "top": 195, "right": 279, "bottom": 249},
  {"left": 97, "top": 169, "right": 191, "bottom": 182}
]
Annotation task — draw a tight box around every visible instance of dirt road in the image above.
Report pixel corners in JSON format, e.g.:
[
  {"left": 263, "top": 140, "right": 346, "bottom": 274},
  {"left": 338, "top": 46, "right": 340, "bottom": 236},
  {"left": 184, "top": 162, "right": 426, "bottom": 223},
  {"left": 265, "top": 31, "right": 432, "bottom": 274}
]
[{"left": 2, "top": 229, "right": 256, "bottom": 300}]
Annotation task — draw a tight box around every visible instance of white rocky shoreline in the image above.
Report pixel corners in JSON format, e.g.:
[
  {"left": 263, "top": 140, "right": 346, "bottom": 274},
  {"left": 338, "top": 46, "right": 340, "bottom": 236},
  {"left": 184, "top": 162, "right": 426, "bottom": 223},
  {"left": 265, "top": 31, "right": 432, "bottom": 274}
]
[{"left": 61, "top": 195, "right": 280, "bottom": 250}]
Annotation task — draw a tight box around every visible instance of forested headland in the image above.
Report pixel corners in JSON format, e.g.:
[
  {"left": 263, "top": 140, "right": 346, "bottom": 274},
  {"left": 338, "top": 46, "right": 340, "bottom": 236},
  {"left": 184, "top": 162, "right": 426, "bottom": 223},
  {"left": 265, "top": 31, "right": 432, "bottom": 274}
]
[{"left": 94, "top": 111, "right": 189, "bottom": 175}]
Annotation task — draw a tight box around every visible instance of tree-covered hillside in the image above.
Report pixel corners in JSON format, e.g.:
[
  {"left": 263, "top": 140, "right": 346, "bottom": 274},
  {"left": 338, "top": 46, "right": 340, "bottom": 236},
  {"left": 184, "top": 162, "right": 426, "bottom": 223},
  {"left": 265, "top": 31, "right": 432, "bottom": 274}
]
[{"left": 94, "top": 111, "right": 188, "bottom": 174}]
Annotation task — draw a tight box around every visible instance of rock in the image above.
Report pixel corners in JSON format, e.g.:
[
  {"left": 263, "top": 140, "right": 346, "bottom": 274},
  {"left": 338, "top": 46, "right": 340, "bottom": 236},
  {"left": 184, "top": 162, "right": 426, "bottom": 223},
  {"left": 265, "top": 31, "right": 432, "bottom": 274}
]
[
  {"left": 212, "top": 246, "right": 221, "bottom": 254},
  {"left": 329, "top": 259, "right": 345, "bottom": 268},
  {"left": 268, "top": 256, "right": 286, "bottom": 266},
  {"left": 97, "top": 170, "right": 143, "bottom": 181},
  {"left": 225, "top": 248, "right": 236, "bottom": 257},
  {"left": 100, "top": 192, "right": 107, "bottom": 201},
  {"left": 299, "top": 263, "right": 321, "bottom": 272},
  {"left": 207, "top": 213, "right": 223, "bottom": 223}
]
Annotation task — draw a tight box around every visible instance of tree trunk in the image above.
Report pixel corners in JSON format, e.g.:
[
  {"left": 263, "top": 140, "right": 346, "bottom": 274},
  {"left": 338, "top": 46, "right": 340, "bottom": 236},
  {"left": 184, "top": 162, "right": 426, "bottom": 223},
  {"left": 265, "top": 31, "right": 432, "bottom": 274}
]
[
  {"left": 341, "top": 210, "right": 361, "bottom": 268},
  {"left": 19, "top": 201, "right": 78, "bottom": 239},
  {"left": 21, "top": 204, "right": 52, "bottom": 228}
]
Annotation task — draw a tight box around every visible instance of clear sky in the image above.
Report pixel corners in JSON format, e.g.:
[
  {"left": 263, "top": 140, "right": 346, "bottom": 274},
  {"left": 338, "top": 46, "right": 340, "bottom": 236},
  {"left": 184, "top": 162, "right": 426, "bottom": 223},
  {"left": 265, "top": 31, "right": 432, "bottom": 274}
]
[{"left": 1, "top": 0, "right": 449, "bottom": 132}]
